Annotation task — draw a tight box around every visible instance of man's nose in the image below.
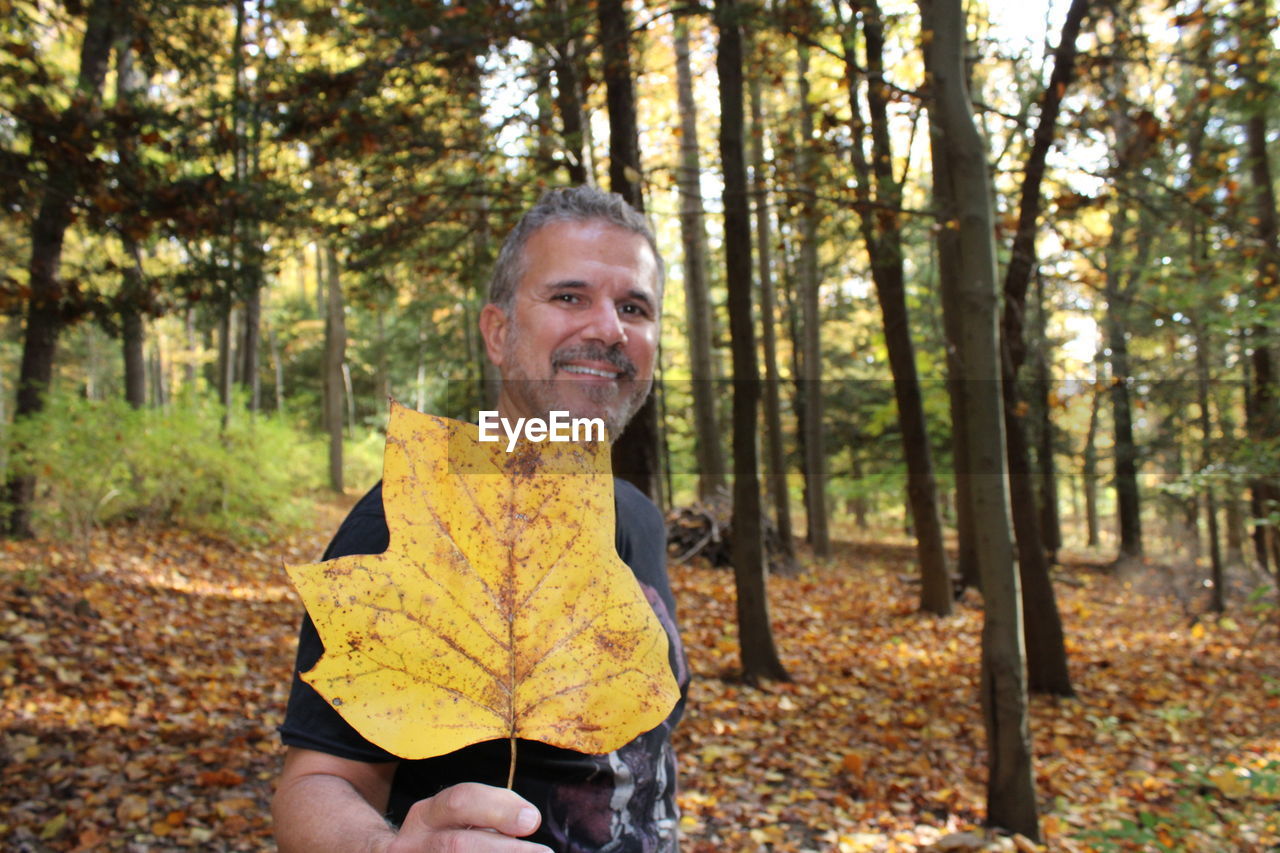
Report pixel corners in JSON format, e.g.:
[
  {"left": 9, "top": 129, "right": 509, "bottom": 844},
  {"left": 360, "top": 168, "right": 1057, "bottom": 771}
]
[{"left": 582, "top": 300, "right": 627, "bottom": 347}]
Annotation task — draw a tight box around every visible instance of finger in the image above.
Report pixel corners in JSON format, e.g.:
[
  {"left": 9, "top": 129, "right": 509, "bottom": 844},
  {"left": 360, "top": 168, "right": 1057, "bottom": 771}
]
[
  {"left": 409, "top": 782, "right": 542, "bottom": 838},
  {"left": 425, "top": 828, "right": 552, "bottom": 852}
]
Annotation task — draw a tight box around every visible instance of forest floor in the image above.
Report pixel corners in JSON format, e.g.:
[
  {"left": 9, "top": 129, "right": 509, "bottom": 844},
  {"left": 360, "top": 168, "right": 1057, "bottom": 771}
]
[{"left": 1, "top": 497, "right": 1278, "bottom": 852}]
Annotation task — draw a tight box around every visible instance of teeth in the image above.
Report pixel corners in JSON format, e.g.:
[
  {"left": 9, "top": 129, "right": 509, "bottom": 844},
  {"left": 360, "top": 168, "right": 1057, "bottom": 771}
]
[{"left": 562, "top": 365, "right": 618, "bottom": 378}]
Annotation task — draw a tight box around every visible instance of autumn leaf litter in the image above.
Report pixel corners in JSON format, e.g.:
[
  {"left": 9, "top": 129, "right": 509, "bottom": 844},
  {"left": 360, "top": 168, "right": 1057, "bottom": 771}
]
[{"left": 3, "top": 515, "right": 1278, "bottom": 851}]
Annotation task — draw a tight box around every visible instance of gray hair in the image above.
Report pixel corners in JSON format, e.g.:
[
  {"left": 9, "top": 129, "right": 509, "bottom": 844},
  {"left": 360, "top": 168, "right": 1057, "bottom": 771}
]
[{"left": 487, "top": 185, "right": 665, "bottom": 312}]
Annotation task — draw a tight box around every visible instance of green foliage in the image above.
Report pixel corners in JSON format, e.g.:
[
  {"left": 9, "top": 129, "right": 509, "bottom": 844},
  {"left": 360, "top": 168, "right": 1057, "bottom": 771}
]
[
  {"left": 344, "top": 428, "right": 388, "bottom": 492},
  {"left": 1082, "top": 759, "right": 1280, "bottom": 852},
  {"left": 2, "top": 392, "right": 327, "bottom": 546}
]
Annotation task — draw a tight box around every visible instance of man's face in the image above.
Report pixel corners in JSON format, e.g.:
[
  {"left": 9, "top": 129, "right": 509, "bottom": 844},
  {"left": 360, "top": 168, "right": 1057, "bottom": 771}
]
[{"left": 479, "top": 218, "right": 660, "bottom": 440}]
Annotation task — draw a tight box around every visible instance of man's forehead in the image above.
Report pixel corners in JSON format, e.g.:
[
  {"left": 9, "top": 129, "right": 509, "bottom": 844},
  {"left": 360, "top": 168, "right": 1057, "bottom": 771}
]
[{"left": 520, "top": 219, "right": 661, "bottom": 286}]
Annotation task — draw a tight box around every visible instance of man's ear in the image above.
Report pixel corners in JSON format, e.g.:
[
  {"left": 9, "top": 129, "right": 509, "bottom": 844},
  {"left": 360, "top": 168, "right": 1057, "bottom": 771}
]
[{"left": 478, "top": 303, "right": 508, "bottom": 367}]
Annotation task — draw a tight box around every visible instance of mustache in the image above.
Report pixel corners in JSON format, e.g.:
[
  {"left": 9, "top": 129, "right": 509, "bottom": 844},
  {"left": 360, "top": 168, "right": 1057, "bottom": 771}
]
[{"left": 551, "top": 344, "right": 637, "bottom": 380}]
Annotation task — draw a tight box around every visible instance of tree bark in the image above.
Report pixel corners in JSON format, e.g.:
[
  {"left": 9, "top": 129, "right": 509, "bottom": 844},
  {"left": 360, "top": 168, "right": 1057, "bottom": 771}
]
[
  {"left": 324, "top": 245, "right": 346, "bottom": 494},
  {"left": 749, "top": 39, "right": 796, "bottom": 565},
  {"left": 1032, "top": 280, "right": 1062, "bottom": 563},
  {"left": 716, "top": 0, "right": 789, "bottom": 683},
  {"left": 598, "top": 0, "right": 662, "bottom": 504},
  {"left": 675, "top": 16, "right": 726, "bottom": 500},
  {"left": 4, "top": 0, "right": 123, "bottom": 536},
  {"left": 921, "top": 0, "right": 1039, "bottom": 836},
  {"left": 1083, "top": 382, "right": 1101, "bottom": 548},
  {"left": 551, "top": 0, "right": 593, "bottom": 185},
  {"left": 837, "top": 0, "right": 951, "bottom": 612},
  {"left": 1241, "top": 0, "right": 1279, "bottom": 574},
  {"left": 1103, "top": 203, "right": 1145, "bottom": 558},
  {"left": 997, "top": 0, "right": 1086, "bottom": 696},
  {"left": 116, "top": 31, "right": 148, "bottom": 409},
  {"left": 794, "top": 40, "right": 831, "bottom": 558}
]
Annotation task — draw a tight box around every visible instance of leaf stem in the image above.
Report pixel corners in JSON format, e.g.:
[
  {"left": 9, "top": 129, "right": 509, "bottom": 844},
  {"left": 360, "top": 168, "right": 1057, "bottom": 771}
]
[{"left": 507, "top": 734, "right": 517, "bottom": 789}]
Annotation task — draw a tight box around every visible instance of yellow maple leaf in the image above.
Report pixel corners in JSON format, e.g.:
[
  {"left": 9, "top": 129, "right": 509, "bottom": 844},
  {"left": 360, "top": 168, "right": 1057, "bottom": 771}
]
[{"left": 287, "top": 401, "right": 678, "bottom": 764}]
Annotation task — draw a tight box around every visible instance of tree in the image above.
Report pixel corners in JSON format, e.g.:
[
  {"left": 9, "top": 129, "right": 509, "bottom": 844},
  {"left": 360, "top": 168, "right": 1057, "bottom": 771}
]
[
  {"left": 834, "top": 0, "right": 950, "bottom": 613},
  {"left": 323, "top": 245, "right": 346, "bottom": 494},
  {"left": 717, "top": 0, "right": 789, "bottom": 683},
  {"left": 1239, "top": 0, "right": 1279, "bottom": 575},
  {"left": 748, "top": 26, "right": 796, "bottom": 565},
  {"left": 921, "top": 0, "right": 1038, "bottom": 836},
  {"left": 792, "top": 33, "right": 830, "bottom": 558},
  {"left": 997, "top": 0, "right": 1089, "bottom": 696},
  {"left": 4, "top": 0, "right": 126, "bottom": 536},
  {"left": 598, "top": 0, "right": 662, "bottom": 504},
  {"left": 674, "top": 14, "right": 726, "bottom": 501}
]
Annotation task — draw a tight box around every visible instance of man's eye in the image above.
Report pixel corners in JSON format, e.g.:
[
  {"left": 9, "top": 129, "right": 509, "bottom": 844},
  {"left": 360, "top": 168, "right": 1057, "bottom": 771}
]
[
  {"left": 553, "top": 293, "right": 580, "bottom": 303},
  {"left": 621, "top": 303, "right": 650, "bottom": 318}
]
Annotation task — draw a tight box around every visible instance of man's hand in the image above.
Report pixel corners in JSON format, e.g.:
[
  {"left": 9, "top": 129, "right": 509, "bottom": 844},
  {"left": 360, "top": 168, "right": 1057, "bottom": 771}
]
[
  {"left": 273, "top": 748, "right": 550, "bottom": 853},
  {"left": 385, "top": 782, "right": 549, "bottom": 852}
]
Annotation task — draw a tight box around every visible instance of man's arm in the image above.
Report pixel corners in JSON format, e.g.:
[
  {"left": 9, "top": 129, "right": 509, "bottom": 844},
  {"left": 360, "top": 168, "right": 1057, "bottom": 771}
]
[{"left": 272, "top": 747, "right": 550, "bottom": 853}]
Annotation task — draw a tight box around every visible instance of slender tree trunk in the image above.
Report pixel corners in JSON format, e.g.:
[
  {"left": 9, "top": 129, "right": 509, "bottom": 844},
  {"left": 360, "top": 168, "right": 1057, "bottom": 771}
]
[
  {"left": 3, "top": 0, "right": 122, "bottom": 536},
  {"left": 717, "top": 0, "right": 789, "bottom": 683},
  {"left": 116, "top": 33, "right": 148, "bottom": 409},
  {"left": 1103, "top": 206, "right": 1144, "bottom": 558},
  {"left": 675, "top": 16, "right": 726, "bottom": 499},
  {"left": 269, "top": 327, "right": 285, "bottom": 414},
  {"left": 1196, "top": 325, "right": 1226, "bottom": 611},
  {"left": 1032, "top": 278, "right": 1062, "bottom": 562},
  {"left": 1083, "top": 383, "right": 1101, "bottom": 548},
  {"left": 794, "top": 41, "right": 831, "bottom": 558},
  {"left": 837, "top": 0, "right": 950, "bottom": 611},
  {"left": 218, "top": 301, "right": 236, "bottom": 411},
  {"left": 1183, "top": 32, "right": 1226, "bottom": 606},
  {"left": 749, "top": 45, "right": 796, "bottom": 564},
  {"left": 185, "top": 308, "right": 199, "bottom": 390},
  {"left": 552, "top": 0, "right": 592, "bottom": 185},
  {"left": 921, "top": 0, "right": 1039, "bottom": 836},
  {"left": 324, "top": 245, "right": 346, "bottom": 493},
  {"left": 997, "top": 0, "right": 1086, "bottom": 696},
  {"left": 1242, "top": 0, "right": 1279, "bottom": 574},
  {"left": 599, "top": 0, "right": 661, "bottom": 504}
]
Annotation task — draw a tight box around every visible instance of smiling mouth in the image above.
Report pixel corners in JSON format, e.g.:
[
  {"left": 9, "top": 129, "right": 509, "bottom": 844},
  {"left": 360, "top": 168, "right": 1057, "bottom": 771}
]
[{"left": 559, "top": 365, "right": 622, "bottom": 379}]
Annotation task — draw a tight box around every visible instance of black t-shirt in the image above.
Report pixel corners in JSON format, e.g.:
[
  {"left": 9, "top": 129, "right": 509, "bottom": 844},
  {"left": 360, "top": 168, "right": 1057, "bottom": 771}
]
[{"left": 279, "top": 479, "right": 689, "bottom": 852}]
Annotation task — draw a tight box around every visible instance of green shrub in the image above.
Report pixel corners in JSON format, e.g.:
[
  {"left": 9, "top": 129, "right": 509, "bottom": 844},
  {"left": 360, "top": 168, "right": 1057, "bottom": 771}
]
[
  {"left": 344, "top": 428, "right": 388, "bottom": 491},
  {"left": 4, "top": 393, "right": 137, "bottom": 554},
  {"left": 2, "top": 391, "right": 328, "bottom": 546}
]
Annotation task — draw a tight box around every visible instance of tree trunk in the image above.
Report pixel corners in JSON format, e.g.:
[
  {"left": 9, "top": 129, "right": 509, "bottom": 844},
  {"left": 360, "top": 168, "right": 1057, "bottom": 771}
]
[
  {"left": 324, "top": 245, "right": 346, "bottom": 493},
  {"left": 598, "top": 0, "right": 661, "bottom": 504},
  {"left": 997, "top": 0, "right": 1085, "bottom": 696},
  {"left": 185, "top": 308, "right": 199, "bottom": 390},
  {"left": 1083, "top": 382, "right": 1101, "bottom": 548},
  {"left": 551, "top": 0, "right": 593, "bottom": 185},
  {"left": 217, "top": 301, "right": 236, "bottom": 412},
  {"left": 3, "top": 0, "right": 123, "bottom": 536},
  {"left": 749, "top": 42, "right": 796, "bottom": 564},
  {"left": 716, "top": 0, "right": 789, "bottom": 684},
  {"left": 838, "top": 0, "right": 950, "bottom": 612},
  {"left": 794, "top": 41, "right": 831, "bottom": 558},
  {"left": 122, "top": 306, "right": 147, "bottom": 408},
  {"left": 1032, "top": 279, "right": 1062, "bottom": 562},
  {"left": 921, "top": 0, "right": 1039, "bottom": 836},
  {"left": 1103, "top": 205, "right": 1144, "bottom": 558},
  {"left": 240, "top": 284, "right": 262, "bottom": 411},
  {"left": 1242, "top": 0, "right": 1279, "bottom": 574},
  {"left": 116, "top": 32, "right": 148, "bottom": 409},
  {"left": 675, "top": 16, "right": 726, "bottom": 500},
  {"left": 269, "top": 327, "right": 285, "bottom": 414}
]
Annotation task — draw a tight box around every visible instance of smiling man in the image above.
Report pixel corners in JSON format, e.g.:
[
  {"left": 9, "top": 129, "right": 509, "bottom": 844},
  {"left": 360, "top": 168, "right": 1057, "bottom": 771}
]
[
  {"left": 273, "top": 186, "right": 688, "bottom": 853},
  {"left": 480, "top": 197, "right": 661, "bottom": 441}
]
